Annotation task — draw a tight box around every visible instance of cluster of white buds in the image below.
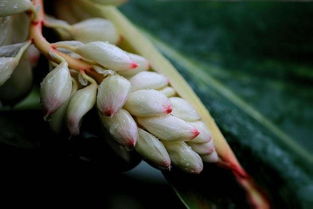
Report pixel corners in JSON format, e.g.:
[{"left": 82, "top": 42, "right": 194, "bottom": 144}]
[{"left": 39, "top": 15, "right": 220, "bottom": 173}]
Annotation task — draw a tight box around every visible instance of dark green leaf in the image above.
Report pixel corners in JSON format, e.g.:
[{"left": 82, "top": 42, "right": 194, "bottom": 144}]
[{"left": 121, "top": 1, "right": 313, "bottom": 209}]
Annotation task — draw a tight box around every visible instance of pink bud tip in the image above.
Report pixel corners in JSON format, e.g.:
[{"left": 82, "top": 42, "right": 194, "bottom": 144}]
[
  {"left": 126, "top": 138, "right": 136, "bottom": 148},
  {"left": 129, "top": 62, "right": 138, "bottom": 69},
  {"left": 191, "top": 129, "right": 200, "bottom": 138},
  {"left": 163, "top": 105, "right": 173, "bottom": 114},
  {"left": 103, "top": 108, "right": 114, "bottom": 117},
  {"left": 161, "top": 160, "right": 171, "bottom": 169}
]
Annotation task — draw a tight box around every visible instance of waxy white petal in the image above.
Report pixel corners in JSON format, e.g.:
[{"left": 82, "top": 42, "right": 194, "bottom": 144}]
[
  {"left": 136, "top": 128, "right": 171, "bottom": 169},
  {"left": 67, "top": 81, "right": 97, "bottom": 135},
  {"left": 170, "top": 97, "right": 200, "bottom": 121},
  {"left": 159, "top": 87, "right": 176, "bottom": 97},
  {"left": 189, "top": 121, "right": 212, "bottom": 143},
  {"left": 99, "top": 109, "right": 138, "bottom": 148},
  {"left": 40, "top": 61, "right": 72, "bottom": 117},
  {"left": 188, "top": 141, "right": 215, "bottom": 155},
  {"left": 71, "top": 18, "right": 120, "bottom": 44},
  {"left": 129, "top": 71, "right": 168, "bottom": 91},
  {"left": 137, "top": 115, "right": 200, "bottom": 141},
  {"left": 75, "top": 41, "right": 137, "bottom": 71},
  {"left": 163, "top": 141, "right": 203, "bottom": 174},
  {"left": 125, "top": 89, "right": 172, "bottom": 117},
  {"left": 97, "top": 74, "right": 130, "bottom": 117}
]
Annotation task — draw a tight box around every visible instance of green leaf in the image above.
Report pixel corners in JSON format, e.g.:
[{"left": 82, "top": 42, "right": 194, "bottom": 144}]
[{"left": 121, "top": 1, "right": 313, "bottom": 209}]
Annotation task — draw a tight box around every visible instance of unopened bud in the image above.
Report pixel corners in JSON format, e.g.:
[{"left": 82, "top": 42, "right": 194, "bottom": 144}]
[
  {"left": 188, "top": 141, "right": 214, "bottom": 155},
  {"left": 159, "top": 87, "right": 176, "bottom": 97},
  {"left": 129, "top": 71, "right": 168, "bottom": 91},
  {"left": 137, "top": 115, "right": 199, "bottom": 141},
  {"left": 49, "top": 79, "right": 78, "bottom": 133},
  {"left": 0, "top": 53, "right": 32, "bottom": 104},
  {"left": 0, "top": 42, "right": 30, "bottom": 86},
  {"left": 0, "top": 0, "right": 32, "bottom": 17},
  {"left": 189, "top": 121, "right": 212, "bottom": 143},
  {"left": 170, "top": 97, "right": 200, "bottom": 121},
  {"left": 127, "top": 53, "right": 149, "bottom": 71},
  {"left": 202, "top": 150, "right": 219, "bottom": 163},
  {"left": 125, "top": 89, "right": 172, "bottom": 117},
  {"left": 74, "top": 41, "right": 137, "bottom": 71},
  {"left": 0, "top": 57, "right": 18, "bottom": 86},
  {"left": 99, "top": 109, "right": 138, "bottom": 148},
  {"left": 163, "top": 141, "right": 203, "bottom": 174},
  {"left": 67, "top": 78, "right": 97, "bottom": 135},
  {"left": 40, "top": 61, "right": 72, "bottom": 117},
  {"left": 118, "top": 53, "right": 149, "bottom": 78},
  {"left": 97, "top": 74, "right": 130, "bottom": 117},
  {"left": 136, "top": 128, "right": 171, "bottom": 169},
  {"left": 70, "top": 18, "right": 120, "bottom": 44}
]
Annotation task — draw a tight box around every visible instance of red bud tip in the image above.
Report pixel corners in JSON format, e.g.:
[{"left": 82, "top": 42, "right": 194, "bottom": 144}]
[
  {"left": 103, "top": 108, "right": 114, "bottom": 117},
  {"left": 163, "top": 105, "right": 173, "bottom": 114},
  {"left": 126, "top": 138, "right": 136, "bottom": 148},
  {"left": 129, "top": 62, "right": 138, "bottom": 69},
  {"left": 191, "top": 129, "right": 200, "bottom": 138}
]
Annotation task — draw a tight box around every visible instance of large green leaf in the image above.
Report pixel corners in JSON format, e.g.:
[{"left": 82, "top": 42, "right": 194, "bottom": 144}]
[{"left": 120, "top": 1, "right": 313, "bottom": 209}]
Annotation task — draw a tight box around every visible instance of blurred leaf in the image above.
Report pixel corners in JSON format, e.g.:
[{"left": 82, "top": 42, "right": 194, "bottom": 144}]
[{"left": 121, "top": 1, "right": 313, "bottom": 209}]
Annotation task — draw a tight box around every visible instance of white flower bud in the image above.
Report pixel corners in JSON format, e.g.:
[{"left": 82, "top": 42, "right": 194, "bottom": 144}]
[
  {"left": 118, "top": 53, "right": 149, "bottom": 78},
  {"left": 97, "top": 74, "right": 130, "bottom": 117},
  {"left": 188, "top": 141, "right": 214, "bottom": 155},
  {"left": 0, "top": 0, "right": 32, "bottom": 17},
  {"left": 74, "top": 41, "right": 138, "bottom": 71},
  {"left": 0, "top": 57, "right": 18, "bottom": 86},
  {"left": 170, "top": 97, "right": 200, "bottom": 121},
  {"left": 40, "top": 61, "right": 72, "bottom": 117},
  {"left": 99, "top": 109, "right": 138, "bottom": 148},
  {"left": 49, "top": 79, "right": 78, "bottom": 133},
  {"left": 125, "top": 89, "right": 172, "bottom": 117},
  {"left": 0, "top": 53, "right": 32, "bottom": 103},
  {"left": 0, "top": 42, "right": 30, "bottom": 86},
  {"left": 163, "top": 141, "right": 203, "bottom": 174},
  {"left": 202, "top": 150, "right": 219, "bottom": 163},
  {"left": 137, "top": 115, "right": 200, "bottom": 141},
  {"left": 127, "top": 53, "right": 149, "bottom": 71},
  {"left": 67, "top": 79, "right": 97, "bottom": 135},
  {"left": 189, "top": 121, "right": 212, "bottom": 143},
  {"left": 159, "top": 87, "right": 176, "bottom": 97},
  {"left": 70, "top": 18, "right": 120, "bottom": 44},
  {"left": 136, "top": 128, "right": 171, "bottom": 169},
  {"left": 129, "top": 71, "right": 168, "bottom": 91}
]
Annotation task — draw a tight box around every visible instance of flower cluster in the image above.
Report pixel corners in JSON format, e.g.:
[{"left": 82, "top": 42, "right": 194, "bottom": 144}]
[
  {"left": 0, "top": 0, "right": 218, "bottom": 174},
  {"left": 43, "top": 17, "right": 219, "bottom": 173}
]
